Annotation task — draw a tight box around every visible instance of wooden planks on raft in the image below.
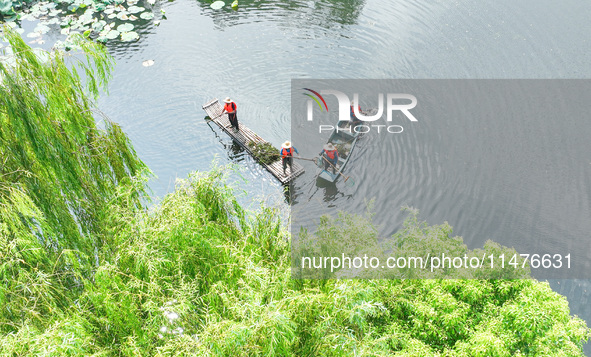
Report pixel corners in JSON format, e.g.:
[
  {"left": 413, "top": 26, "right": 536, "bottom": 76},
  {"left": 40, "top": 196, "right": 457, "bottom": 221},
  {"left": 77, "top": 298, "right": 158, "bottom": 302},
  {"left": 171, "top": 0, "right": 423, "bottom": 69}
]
[{"left": 202, "top": 98, "right": 305, "bottom": 184}]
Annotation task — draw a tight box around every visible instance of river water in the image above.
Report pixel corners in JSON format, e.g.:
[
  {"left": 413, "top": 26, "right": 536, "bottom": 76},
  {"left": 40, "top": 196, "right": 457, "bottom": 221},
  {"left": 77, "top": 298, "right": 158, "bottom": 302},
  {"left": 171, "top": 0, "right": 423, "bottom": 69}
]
[{"left": 10, "top": 0, "right": 591, "bottom": 352}]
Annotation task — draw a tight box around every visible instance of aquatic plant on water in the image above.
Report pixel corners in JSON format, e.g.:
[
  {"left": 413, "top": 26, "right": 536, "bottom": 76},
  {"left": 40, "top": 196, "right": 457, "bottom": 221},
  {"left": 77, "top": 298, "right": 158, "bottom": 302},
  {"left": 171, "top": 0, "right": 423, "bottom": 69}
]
[
  {"left": 0, "top": 0, "right": 158, "bottom": 47},
  {"left": 335, "top": 142, "right": 351, "bottom": 159},
  {"left": 247, "top": 141, "right": 280, "bottom": 165}
]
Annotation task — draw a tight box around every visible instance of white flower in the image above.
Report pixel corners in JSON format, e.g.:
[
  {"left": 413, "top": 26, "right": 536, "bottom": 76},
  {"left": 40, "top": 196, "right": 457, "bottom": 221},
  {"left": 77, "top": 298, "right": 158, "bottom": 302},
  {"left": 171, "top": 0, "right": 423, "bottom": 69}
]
[{"left": 173, "top": 327, "right": 184, "bottom": 335}]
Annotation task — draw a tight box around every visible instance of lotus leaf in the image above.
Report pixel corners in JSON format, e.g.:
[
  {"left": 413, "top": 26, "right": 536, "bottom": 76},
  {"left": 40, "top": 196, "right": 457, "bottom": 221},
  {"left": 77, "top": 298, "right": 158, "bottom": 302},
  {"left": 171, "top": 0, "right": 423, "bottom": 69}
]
[
  {"left": 116, "top": 12, "right": 129, "bottom": 20},
  {"left": 231, "top": 0, "right": 237, "bottom": 8},
  {"left": 127, "top": 5, "right": 143, "bottom": 13},
  {"left": 210, "top": 1, "right": 224, "bottom": 9},
  {"left": 107, "top": 13, "right": 116, "bottom": 18},
  {"left": 139, "top": 11, "right": 153, "bottom": 20},
  {"left": 129, "top": 14, "right": 137, "bottom": 20},
  {"left": 34, "top": 24, "right": 50, "bottom": 34},
  {"left": 92, "top": 20, "right": 106, "bottom": 31},
  {"left": 105, "top": 29, "right": 119, "bottom": 39},
  {"left": 117, "top": 23, "right": 133, "bottom": 32},
  {"left": 60, "top": 27, "right": 70, "bottom": 35},
  {"left": 80, "top": 13, "right": 94, "bottom": 24},
  {"left": 0, "top": 0, "right": 14, "bottom": 15},
  {"left": 120, "top": 31, "right": 138, "bottom": 41}
]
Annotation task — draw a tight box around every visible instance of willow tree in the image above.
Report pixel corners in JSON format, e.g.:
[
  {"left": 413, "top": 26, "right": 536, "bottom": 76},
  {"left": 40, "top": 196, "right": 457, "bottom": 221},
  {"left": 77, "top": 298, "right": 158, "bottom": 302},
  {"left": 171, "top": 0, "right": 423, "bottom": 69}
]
[{"left": 0, "top": 28, "right": 147, "bottom": 330}]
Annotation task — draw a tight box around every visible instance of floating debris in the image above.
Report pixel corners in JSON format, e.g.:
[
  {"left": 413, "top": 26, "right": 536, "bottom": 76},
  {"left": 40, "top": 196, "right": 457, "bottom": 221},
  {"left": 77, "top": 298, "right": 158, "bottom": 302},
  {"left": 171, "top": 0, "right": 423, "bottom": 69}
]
[{"left": 142, "top": 59, "right": 154, "bottom": 67}]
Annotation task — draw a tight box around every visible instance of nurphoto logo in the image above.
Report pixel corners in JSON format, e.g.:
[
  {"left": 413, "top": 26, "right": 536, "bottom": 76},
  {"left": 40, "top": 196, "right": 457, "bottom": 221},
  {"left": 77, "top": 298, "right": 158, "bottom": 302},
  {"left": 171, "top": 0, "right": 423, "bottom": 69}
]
[{"left": 303, "top": 88, "right": 418, "bottom": 134}]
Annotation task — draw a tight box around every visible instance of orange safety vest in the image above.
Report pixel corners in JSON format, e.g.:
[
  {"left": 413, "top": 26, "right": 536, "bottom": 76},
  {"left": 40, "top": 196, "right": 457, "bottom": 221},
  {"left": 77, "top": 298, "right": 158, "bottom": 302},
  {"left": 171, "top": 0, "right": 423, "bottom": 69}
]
[
  {"left": 324, "top": 149, "right": 337, "bottom": 160},
  {"left": 281, "top": 147, "right": 293, "bottom": 158},
  {"left": 224, "top": 102, "right": 236, "bottom": 113},
  {"left": 350, "top": 105, "right": 361, "bottom": 118}
]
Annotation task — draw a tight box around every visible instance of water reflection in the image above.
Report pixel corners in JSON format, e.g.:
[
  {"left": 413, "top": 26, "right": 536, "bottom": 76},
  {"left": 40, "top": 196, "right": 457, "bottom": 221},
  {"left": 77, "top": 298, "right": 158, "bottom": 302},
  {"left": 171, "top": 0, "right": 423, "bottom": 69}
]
[{"left": 196, "top": 0, "right": 367, "bottom": 30}]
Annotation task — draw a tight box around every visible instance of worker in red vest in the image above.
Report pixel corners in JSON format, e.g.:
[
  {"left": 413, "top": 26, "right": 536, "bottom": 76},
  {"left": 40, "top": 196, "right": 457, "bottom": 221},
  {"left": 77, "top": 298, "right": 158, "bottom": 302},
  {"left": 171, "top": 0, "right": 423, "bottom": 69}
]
[
  {"left": 280, "top": 141, "right": 299, "bottom": 175},
  {"left": 223, "top": 97, "right": 239, "bottom": 131},
  {"left": 319, "top": 143, "right": 338, "bottom": 174}
]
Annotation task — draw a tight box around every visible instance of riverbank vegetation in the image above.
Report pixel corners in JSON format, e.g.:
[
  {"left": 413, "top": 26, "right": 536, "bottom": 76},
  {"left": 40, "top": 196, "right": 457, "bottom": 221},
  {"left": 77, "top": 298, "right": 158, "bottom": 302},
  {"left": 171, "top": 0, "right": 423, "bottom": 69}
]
[{"left": 0, "top": 31, "right": 589, "bottom": 356}]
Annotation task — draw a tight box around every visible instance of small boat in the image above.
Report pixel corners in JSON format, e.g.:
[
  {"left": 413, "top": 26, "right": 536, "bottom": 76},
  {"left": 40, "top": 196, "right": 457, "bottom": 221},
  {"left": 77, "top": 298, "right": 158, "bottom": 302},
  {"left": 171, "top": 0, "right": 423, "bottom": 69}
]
[{"left": 316, "top": 120, "right": 360, "bottom": 183}]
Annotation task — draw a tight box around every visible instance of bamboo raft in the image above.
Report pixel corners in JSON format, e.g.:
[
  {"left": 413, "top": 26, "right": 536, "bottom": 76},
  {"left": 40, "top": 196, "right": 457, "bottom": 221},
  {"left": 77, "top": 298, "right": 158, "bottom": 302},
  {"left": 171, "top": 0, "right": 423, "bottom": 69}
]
[{"left": 202, "top": 99, "right": 305, "bottom": 184}]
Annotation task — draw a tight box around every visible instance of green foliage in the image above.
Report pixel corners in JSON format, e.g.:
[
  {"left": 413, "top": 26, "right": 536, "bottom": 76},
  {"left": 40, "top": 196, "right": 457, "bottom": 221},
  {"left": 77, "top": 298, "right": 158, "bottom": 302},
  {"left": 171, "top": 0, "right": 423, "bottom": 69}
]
[
  {"left": 294, "top": 205, "right": 530, "bottom": 280},
  {"left": 0, "top": 28, "right": 147, "bottom": 338},
  {"left": 0, "top": 28, "right": 146, "bottom": 239},
  {"left": 0, "top": 0, "right": 14, "bottom": 16},
  {"left": 335, "top": 142, "right": 352, "bottom": 158},
  {"left": 248, "top": 141, "right": 280, "bottom": 165},
  {"left": 1, "top": 168, "right": 590, "bottom": 355},
  {"left": 0, "top": 31, "right": 588, "bottom": 356}
]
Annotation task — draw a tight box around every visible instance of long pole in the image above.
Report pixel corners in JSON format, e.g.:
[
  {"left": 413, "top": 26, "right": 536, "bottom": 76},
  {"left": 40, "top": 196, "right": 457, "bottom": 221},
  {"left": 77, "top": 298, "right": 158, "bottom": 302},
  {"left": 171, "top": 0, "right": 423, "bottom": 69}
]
[
  {"left": 319, "top": 156, "right": 351, "bottom": 183},
  {"left": 291, "top": 155, "right": 350, "bottom": 183}
]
